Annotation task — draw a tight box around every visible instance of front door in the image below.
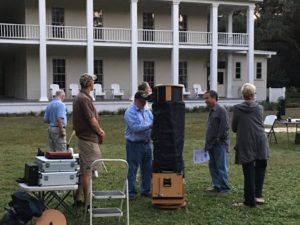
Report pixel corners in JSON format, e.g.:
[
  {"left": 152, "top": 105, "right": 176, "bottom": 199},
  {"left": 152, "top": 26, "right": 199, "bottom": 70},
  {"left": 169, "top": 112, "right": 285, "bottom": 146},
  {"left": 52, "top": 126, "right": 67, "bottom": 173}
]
[{"left": 217, "top": 70, "right": 226, "bottom": 97}]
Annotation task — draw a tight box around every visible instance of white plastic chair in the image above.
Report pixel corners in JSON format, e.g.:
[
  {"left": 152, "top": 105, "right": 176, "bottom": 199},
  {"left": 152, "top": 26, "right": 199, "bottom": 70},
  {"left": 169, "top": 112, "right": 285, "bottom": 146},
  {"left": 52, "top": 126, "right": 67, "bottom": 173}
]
[
  {"left": 82, "top": 159, "right": 129, "bottom": 225},
  {"left": 193, "top": 84, "right": 205, "bottom": 98},
  {"left": 182, "top": 85, "right": 191, "bottom": 99},
  {"left": 50, "top": 84, "right": 59, "bottom": 98},
  {"left": 94, "top": 83, "right": 106, "bottom": 99},
  {"left": 264, "top": 115, "right": 278, "bottom": 143},
  {"left": 69, "top": 83, "right": 80, "bottom": 98},
  {"left": 90, "top": 91, "right": 96, "bottom": 101},
  {"left": 111, "top": 83, "right": 124, "bottom": 99}
]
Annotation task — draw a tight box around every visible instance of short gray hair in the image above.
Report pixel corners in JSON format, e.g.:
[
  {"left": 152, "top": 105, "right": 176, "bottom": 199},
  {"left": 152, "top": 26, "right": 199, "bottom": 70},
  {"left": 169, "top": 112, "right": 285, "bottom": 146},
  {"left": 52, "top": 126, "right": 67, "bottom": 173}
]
[
  {"left": 241, "top": 83, "right": 256, "bottom": 100},
  {"left": 55, "top": 89, "right": 65, "bottom": 97}
]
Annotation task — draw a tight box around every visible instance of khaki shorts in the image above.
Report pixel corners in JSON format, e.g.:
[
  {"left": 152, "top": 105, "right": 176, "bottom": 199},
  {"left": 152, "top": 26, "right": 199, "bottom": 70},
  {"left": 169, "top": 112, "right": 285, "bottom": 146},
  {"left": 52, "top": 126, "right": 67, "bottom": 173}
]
[
  {"left": 78, "top": 139, "right": 102, "bottom": 171},
  {"left": 48, "top": 127, "right": 67, "bottom": 152}
]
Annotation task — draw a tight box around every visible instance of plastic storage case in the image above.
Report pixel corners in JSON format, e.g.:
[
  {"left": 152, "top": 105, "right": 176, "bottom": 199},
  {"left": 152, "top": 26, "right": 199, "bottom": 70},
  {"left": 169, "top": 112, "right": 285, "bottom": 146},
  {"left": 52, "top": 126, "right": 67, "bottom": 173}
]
[
  {"left": 35, "top": 156, "right": 78, "bottom": 173},
  {"left": 38, "top": 171, "right": 79, "bottom": 186}
]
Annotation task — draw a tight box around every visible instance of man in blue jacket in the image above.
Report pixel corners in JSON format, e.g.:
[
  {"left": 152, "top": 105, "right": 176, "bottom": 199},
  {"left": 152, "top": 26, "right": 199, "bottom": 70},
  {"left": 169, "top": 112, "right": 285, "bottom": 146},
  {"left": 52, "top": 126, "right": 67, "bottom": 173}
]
[{"left": 124, "top": 91, "right": 153, "bottom": 200}]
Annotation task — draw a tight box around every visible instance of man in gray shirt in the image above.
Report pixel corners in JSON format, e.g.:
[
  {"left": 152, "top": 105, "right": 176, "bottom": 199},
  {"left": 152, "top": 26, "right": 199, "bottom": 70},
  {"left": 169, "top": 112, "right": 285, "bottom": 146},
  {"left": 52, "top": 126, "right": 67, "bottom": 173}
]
[{"left": 204, "top": 90, "right": 230, "bottom": 194}]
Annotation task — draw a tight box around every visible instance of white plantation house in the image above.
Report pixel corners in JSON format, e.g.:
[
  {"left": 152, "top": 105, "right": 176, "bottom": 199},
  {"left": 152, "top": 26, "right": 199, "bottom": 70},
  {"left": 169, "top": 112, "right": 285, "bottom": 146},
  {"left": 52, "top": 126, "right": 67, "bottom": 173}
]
[{"left": 0, "top": 0, "right": 276, "bottom": 113}]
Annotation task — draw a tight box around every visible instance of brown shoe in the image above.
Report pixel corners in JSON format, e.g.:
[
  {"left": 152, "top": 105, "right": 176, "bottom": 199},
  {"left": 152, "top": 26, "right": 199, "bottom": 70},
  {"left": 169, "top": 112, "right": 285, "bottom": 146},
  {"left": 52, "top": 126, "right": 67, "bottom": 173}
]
[{"left": 255, "top": 197, "right": 265, "bottom": 205}]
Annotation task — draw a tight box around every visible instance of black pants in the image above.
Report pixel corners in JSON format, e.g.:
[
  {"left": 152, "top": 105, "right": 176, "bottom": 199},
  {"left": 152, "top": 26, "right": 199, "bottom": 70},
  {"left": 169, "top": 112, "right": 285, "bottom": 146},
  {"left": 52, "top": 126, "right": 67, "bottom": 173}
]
[{"left": 242, "top": 160, "right": 267, "bottom": 207}]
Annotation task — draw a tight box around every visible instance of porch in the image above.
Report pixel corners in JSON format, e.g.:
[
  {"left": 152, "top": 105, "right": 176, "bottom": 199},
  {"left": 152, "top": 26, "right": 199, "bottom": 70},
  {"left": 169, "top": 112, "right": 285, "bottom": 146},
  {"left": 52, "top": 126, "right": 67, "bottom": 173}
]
[
  {"left": 0, "top": 23, "right": 249, "bottom": 48},
  {"left": 0, "top": 98, "right": 243, "bottom": 114}
]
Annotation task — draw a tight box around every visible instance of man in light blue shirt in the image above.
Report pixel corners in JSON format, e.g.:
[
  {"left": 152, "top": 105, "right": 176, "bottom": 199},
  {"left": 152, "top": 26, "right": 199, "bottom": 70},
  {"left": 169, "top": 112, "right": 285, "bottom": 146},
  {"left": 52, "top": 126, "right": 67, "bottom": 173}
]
[
  {"left": 124, "top": 91, "right": 153, "bottom": 200},
  {"left": 44, "top": 89, "right": 67, "bottom": 151}
]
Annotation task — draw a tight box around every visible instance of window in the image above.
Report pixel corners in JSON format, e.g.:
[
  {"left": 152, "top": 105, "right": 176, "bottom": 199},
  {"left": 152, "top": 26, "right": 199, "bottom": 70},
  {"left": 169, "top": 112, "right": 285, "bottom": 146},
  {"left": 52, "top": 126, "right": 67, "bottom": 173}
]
[
  {"left": 94, "top": 10, "right": 103, "bottom": 39},
  {"left": 52, "top": 8, "right": 65, "bottom": 38},
  {"left": 53, "top": 59, "right": 66, "bottom": 90},
  {"left": 94, "top": 60, "right": 103, "bottom": 86},
  {"left": 179, "top": 62, "right": 188, "bottom": 88},
  {"left": 256, "top": 62, "right": 262, "bottom": 79},
  {"left": 143, "top": 13, "right": 155, "bottom": 41},
  {"left": 179, "top": 14, "right": 187, "bottom": 42},
  {"left": 235, "top": 62, "right": 241, "bottom": 79},
  {"left": 143, "top": 61, "right": 155, "bottom": 88},
  {"left": 218, "top": 72, "right": 224, "bottom": 85}
]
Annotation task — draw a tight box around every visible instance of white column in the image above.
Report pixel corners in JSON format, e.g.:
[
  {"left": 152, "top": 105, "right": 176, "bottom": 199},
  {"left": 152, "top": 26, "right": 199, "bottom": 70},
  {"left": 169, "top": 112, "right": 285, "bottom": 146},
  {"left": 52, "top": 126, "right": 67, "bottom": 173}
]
[
  {"left": 38, "top": 0, "right": 48, "bottom": 101},
  {"left": 86, "top": 0, "right": 94, "bottom": 75},
  {"left": 171, "top": 0, "right": 180, "bottom": 84},
  {"left": 210, "top": 3, "right": 218, "bottom": 91},
  {"left": 226, "top": 11, "right": 234, "bottom": 98},
  {"left": 227, "top": 11, "right": 233, "bottom": 45},
  {"left": 130, "top": 0, "right": 138, "bottom": 100},
  {"left": 226, "top": 53, "right": 233, "bottom": 98},
  {"left": 247, "top": 4, "right": 255, "bottom": 84}
]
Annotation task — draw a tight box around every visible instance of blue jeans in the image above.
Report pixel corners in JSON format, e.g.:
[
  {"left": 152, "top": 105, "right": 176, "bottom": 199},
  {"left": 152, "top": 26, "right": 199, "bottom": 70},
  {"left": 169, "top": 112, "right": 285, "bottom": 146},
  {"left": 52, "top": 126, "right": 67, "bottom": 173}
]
[
  {"left": 126, "top": 141, "right": 152, "bottom": 198},
  {"left": 208, "top": 143, "right": 230, "bottom": 193}
]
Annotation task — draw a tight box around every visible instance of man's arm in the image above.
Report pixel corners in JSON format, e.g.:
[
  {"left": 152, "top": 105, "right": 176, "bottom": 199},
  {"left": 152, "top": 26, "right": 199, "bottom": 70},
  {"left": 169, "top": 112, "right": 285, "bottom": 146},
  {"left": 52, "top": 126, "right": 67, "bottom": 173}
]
[
  {"left": 217, "top": 108, "right": 229, "bottom": 140},
  {"left": 56, "top": 117, "right": 66, "bottom": 137},
  {"left": 89, "top": 117, "right": 105, "bottom": 144},
  {"left": 44, "top": 107, "right": 49, "bottom": 123},
  {"left": 125, "top": 110, "right": 152, "bottom": 132},
  {"left": 231, "top": 108, "right": 238, "bottom": 133}
]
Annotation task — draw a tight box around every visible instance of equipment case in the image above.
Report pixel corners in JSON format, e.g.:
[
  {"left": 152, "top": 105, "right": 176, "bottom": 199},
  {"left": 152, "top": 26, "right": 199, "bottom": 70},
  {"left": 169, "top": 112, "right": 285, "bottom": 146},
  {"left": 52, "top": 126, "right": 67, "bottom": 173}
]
[
  {"left": 38, "top": 171, "right": 79, "bottom": 186},
  {"left": 35, "top": 156, "right": 78, "bottom": 173}
]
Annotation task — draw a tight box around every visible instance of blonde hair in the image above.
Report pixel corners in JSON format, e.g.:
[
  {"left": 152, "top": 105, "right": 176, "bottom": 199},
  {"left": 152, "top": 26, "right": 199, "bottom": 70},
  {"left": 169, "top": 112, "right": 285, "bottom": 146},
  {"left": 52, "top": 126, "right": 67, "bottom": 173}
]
[{"left": 241, "top": 83, "right": 256, "bottom": 100}]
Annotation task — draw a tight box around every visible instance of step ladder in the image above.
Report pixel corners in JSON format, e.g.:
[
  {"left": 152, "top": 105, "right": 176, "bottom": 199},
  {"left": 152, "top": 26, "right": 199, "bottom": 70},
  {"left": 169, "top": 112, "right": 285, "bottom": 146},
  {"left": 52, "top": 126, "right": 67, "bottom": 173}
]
[{"left": 82, "top": 159, "right": 129, "bottom": 225}]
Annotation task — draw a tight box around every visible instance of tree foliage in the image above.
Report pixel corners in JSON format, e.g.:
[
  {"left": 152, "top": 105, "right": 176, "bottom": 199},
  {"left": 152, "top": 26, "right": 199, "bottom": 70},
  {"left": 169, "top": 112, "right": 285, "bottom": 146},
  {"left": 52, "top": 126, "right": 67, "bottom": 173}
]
[{"left": 255, "top": 0, "right": 300, "bottom": 87}]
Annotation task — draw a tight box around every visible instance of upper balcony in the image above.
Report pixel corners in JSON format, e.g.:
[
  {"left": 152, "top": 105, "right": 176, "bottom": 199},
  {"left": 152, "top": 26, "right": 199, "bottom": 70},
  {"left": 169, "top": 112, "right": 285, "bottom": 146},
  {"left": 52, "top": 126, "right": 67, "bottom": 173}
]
[{"left": 0, "top": 23, "right": 249, "bottom": 48}]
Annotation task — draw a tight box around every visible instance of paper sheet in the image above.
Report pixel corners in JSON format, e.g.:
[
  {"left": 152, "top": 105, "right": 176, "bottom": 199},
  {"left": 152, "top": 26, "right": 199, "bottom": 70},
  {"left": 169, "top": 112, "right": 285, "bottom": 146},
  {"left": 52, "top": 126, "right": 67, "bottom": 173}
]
[{"left": 193, "top": 149, "right": 210, "bottom": 164}]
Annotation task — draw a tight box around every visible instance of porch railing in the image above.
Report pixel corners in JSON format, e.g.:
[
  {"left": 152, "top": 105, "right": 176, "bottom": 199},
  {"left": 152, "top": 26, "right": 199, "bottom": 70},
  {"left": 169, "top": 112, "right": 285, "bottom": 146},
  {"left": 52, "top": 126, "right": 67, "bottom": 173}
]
[
  {"left": 218, "top": 33, "right": 248, "bottom": 46},
  {"left": 94, "top": 27, "right": 131, "bottom": 43},
  {"left": 179, "top": 31, "right": 212, "bottom": 45},
  {"left": 138, "top": 29, "right": 172, "bottom": 44},
  {"left": 0, "top": 23, "right": 39, "bottom": 39},
  {"left": 46, "top": 25, "right": 87, "bottom": 41}
]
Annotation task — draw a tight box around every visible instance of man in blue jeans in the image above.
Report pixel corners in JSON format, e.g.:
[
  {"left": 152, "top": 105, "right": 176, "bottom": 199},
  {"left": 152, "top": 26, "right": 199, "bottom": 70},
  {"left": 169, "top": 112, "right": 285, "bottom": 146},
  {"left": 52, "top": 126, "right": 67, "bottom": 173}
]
[
  {"left": 204, "top": 90, "right": 230, "bottom": 195},
  {"left": 124, "top": 91, "right": 153, "bottom": 200}
]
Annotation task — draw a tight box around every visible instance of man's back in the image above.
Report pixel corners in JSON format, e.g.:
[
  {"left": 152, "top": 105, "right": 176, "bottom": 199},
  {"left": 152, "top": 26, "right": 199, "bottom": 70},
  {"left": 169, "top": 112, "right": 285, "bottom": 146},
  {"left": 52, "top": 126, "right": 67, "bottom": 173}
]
[
  {"left": 44, "top": 99, "right": 67, "bottom": 127},
  {"left": 73, "top": 91, "right": 99, "bottom": 143}
]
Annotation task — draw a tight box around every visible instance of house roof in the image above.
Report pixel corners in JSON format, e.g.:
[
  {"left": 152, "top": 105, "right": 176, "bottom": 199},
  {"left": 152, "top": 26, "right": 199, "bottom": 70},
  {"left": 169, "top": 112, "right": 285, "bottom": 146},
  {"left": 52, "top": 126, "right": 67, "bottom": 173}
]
[{"left": 235, "top": 50, "right": 277, "bottom": 58}]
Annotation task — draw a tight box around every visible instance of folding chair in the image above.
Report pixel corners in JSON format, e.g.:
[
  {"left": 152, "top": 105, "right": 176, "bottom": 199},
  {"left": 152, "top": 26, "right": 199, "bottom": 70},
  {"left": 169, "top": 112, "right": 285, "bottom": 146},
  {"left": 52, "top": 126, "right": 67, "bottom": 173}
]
[
  {"left": 264, "top": 115, "right": 278, "bottom": 144},
  {"left": 82, "top": 159, "right": 129, "bottom": 225}
]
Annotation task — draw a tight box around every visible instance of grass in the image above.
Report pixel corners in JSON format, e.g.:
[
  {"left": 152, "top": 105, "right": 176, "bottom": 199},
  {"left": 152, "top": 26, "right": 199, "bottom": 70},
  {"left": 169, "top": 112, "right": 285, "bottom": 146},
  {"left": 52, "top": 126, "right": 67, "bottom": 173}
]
[{"left": 0, "top": 109, "right": 300, "bottom": 225}]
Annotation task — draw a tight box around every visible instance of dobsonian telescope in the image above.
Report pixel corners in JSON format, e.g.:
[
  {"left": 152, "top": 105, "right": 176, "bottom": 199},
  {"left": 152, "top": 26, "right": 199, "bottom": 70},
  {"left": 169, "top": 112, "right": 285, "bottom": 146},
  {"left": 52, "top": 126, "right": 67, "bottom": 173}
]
[{"left": 151, "top": 84, "right": 186, "bottom": 209}]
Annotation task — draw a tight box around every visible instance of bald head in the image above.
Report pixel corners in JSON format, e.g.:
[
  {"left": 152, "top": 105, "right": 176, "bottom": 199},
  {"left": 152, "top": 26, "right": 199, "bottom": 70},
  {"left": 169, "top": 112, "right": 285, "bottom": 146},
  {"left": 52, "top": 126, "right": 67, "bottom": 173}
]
[{"left": 56, "top": 89, "right": 65, "bottom": 101}]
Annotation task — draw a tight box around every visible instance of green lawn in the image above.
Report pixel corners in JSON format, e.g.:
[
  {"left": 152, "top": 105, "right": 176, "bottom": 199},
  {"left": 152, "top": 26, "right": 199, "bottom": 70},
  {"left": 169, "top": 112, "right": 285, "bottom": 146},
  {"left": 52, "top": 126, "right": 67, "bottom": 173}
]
[{"left": 0, "top": 109, "right": 300, "bottom": 225}]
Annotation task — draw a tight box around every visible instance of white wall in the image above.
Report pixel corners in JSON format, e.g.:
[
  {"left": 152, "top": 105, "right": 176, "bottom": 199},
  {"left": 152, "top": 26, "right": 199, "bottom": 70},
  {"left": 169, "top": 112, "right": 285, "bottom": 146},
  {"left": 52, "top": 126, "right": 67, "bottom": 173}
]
[
  {"left": 231, "top": 54, "right": 267, "bottom": 101},
  {"left": 26, "top": 46, "right": 40, "bottom": 99},
  {"left": 95, "top": 47, "right": 131, "bottom": 99},
  {"left": 138, "top": 49, "right": 172, "bottom": 85},
  {"left": 2, "top": 48, "right": 27, "bottom": 99},
  {"left": 180, "top": 50, "right": 209, "bottom": 91}
]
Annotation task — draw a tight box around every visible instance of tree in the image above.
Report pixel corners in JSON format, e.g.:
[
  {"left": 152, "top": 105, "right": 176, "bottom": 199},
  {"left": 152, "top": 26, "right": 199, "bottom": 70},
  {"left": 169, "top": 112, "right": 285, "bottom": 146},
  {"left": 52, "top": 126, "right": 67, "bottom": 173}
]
[{"left": 255, "top": 0, "right": 300, "bottom": 87}]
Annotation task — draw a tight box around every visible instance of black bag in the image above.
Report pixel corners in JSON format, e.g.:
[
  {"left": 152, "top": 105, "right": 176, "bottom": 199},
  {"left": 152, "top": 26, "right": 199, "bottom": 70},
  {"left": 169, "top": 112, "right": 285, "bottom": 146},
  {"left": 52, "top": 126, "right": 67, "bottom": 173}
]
[{"left": 0, "top": 192, "right": 45, "bottom": 225}]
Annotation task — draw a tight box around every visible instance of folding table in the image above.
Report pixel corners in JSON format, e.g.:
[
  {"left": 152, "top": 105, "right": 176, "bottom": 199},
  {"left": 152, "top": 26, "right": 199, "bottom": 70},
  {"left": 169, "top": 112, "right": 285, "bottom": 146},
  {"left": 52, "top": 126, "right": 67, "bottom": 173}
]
[{"left": 18, "top": 182, "right": 78, "bottom": 215}]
